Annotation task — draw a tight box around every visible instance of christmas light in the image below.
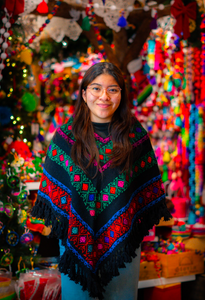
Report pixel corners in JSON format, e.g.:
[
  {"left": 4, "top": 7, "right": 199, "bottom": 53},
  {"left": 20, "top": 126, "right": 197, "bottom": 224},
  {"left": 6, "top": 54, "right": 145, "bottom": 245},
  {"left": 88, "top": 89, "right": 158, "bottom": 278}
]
[
  {"left": 13, "top": 120, "right": 17, "bottom": 124},
  {"left": 16, "top": 117, "right": 21, "bottom": 121},
  {"left": 10, "top": 115, "right": 14, "bottom": 119}
]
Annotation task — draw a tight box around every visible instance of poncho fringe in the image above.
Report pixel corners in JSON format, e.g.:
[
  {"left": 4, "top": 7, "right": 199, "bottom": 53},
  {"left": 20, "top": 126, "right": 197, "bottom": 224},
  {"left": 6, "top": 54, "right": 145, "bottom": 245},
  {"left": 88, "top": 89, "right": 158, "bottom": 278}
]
[{"left": 32, "top": 194, "right": 170, "bottom": 299}]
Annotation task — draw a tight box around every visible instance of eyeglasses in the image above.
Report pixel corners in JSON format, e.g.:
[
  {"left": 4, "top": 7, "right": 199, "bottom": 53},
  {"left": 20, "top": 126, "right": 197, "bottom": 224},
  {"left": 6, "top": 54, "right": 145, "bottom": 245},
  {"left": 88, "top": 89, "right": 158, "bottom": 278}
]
[{"left": 86, "top": 84, "right": 122, "bottom": 97}]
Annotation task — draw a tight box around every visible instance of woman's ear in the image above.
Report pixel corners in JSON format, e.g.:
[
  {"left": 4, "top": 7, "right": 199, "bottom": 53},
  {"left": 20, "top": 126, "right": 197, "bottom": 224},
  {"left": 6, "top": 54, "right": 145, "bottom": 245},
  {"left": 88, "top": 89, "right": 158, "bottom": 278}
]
[{"left": 82, "top": 89, "right": 86, "bottom": 103}]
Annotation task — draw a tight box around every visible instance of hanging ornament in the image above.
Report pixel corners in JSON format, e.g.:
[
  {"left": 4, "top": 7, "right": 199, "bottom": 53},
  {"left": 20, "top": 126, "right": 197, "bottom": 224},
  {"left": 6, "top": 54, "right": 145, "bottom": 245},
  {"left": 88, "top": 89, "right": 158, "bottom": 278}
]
[
  {"left": 150, "top": 8, "right": 158, "bottom": 30},
  {"left": 4, "top": 0, "right": 24, "bottom": 15},
  {"left": 6, "top": 231, "right": 19, "bottom": 246},
  {"left": 21, "top": 92, "right": 38, "bottom": 112},
  {"left": 20, "top": 48, "right": 33, "bottom": 65},
  {"left": 117, "top": 9, "right": 127, "bottom": 28},
  {"left": 26, "top": 1, "right": 63, "bottom": 46},
  {"left": 17, "top": 189, "right": 28, "bottom": 204},
  {"left": 4, "top": 203, "right": 14, "bottom": 218},
  {"left": 170, "top": 0, "right": 197, "bottom": 40},
  {"left": 36, "top": 0, "right": 49, "bottom": 14},
  {"left": 20, "top": 231, "right": 34, "bottom": 245},
  {"left": 7, "top": 174, "right": 20, "bottom": 189},
  {"left": 81, "top": 16, "right": 91, "bottom": 31},
  {"left": 87, "top": 0, "right": 107, "bottom": 60},
  {"left": 0, "top": 8, "right": 12, "bottom": 82},
  {"left": 0, "top": 251, "right": 13, "bottom": 267}
]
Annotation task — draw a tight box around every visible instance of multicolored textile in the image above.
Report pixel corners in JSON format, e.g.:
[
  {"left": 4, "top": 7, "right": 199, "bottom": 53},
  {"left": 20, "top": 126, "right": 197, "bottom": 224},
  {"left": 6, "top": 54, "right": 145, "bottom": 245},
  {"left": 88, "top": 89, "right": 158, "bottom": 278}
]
[{"left": 32, "top": 117, "right": 171, "bottom": 300}]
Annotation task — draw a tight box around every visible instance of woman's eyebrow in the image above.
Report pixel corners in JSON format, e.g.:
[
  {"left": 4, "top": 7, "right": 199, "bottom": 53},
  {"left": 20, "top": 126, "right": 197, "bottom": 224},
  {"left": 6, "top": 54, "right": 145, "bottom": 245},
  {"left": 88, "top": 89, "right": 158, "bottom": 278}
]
[{"left": 89, "top": 83, "right": 119, "bottom": 87}]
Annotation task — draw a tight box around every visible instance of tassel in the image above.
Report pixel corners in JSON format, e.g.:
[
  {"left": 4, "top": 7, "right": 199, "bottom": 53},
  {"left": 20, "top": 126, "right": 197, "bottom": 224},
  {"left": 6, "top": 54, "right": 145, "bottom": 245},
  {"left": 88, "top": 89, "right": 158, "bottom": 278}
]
[{"left": 36, "top": 0, "right": 49, "bottom": 14}]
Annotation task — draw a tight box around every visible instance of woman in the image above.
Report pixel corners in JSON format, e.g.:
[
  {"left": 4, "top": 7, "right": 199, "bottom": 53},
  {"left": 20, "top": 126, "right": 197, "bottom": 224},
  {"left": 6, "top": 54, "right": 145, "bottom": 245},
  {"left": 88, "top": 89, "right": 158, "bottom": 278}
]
[{"left": 32, "top": 62, "right": 171, "bottom": 300}]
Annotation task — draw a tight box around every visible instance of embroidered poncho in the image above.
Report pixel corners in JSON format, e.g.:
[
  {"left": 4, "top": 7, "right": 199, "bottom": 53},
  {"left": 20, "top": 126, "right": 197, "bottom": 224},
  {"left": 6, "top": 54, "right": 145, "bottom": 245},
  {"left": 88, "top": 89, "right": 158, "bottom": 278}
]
[{"left": 32, "top": 117, "right": 171, "bottom": 299}]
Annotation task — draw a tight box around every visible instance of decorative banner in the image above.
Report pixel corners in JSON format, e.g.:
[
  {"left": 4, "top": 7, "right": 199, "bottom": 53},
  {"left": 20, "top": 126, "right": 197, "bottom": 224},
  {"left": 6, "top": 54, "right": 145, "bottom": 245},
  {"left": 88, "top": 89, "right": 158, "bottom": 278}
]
[{"left": 65, "top": 20, "right": 83, "bottom": 41}]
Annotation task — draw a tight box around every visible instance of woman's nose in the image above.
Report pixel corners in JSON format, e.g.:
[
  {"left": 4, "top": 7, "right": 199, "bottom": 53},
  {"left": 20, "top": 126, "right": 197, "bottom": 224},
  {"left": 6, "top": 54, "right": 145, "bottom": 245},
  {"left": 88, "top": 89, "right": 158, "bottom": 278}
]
[{"left": 100, "top": 88, "right": 110, "bottom": 99}]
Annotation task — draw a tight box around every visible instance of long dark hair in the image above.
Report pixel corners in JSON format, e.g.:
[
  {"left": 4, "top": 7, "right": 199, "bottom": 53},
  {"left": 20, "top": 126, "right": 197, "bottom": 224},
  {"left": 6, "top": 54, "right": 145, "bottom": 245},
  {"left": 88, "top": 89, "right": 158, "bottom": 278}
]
[{"left": 71, "top": 62, "right": 133, "bottom": 175}]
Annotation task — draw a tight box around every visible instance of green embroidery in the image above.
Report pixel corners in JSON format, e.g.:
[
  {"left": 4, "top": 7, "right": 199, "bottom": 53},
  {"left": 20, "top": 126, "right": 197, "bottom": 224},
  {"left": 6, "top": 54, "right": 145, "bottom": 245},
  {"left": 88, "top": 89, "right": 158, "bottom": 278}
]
[
  {"left": 48, "top": 141, "right": 97, "bottom": 211},
  {"left": 98, "top": 140, "right": 113, "bottom": 164},
  {"left": 48, "top": 141, "right": 157, "bottom": 217},
  {"left": 96, "top": 150, "right": 157, "bottom": 215}
]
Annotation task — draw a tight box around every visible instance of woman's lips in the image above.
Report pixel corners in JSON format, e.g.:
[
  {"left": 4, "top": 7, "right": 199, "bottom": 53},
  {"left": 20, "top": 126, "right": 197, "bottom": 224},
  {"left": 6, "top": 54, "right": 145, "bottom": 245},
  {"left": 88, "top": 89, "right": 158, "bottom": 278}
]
[{"left": 97, "top": 103, "right": 110, "bottom": 108}]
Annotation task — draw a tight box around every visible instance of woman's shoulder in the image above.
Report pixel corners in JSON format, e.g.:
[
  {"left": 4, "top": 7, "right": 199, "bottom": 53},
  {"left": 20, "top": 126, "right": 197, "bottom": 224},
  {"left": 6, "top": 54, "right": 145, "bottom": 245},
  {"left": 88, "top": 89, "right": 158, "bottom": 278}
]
[
  {"left": 56, "top": 116, "right": 74, "bottom": 137},
  {"left": 130, "top": 116, "right": 147, "bottom": 135},
  {"left": 52, "top": 116, "right": 75, "bottom": 146}
]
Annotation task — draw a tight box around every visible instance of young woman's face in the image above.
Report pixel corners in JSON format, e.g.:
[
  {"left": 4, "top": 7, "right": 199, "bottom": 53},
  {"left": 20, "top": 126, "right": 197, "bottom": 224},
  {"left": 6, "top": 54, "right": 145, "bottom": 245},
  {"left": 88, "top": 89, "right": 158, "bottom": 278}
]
[{"left": 82, "top": 73, "right": 121, "bottom": 123}]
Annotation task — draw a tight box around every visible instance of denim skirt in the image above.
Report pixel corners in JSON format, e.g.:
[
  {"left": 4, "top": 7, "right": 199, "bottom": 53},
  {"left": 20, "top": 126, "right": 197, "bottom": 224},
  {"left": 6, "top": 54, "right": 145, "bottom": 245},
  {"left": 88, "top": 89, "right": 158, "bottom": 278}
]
[{"left": 59, "top": 241, "right": 141, "bottom": 300}]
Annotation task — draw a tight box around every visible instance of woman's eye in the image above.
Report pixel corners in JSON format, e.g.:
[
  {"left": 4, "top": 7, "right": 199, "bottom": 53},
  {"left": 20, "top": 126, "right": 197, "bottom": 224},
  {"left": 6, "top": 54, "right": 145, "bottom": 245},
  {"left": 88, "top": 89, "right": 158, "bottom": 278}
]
[
  {"left": 108, "top": 88, "right": 118, "bottom": 93},
  {"left": 93, "top": 87, "right": 101, "bottom": 91}
]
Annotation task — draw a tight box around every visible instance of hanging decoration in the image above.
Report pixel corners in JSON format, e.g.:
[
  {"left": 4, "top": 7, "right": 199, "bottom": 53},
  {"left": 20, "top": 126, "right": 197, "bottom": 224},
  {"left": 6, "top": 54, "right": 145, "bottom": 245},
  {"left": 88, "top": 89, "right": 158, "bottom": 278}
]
[
  {"left": 0, "top": 250, "right": 13, "bottom": 267},
  {"left": 87, "top": 0, "right": 107, "bottom": 60},
  {"left": 4, "top": 203, "right": 14, "bottom": 218},
  {"left": 170, "top": 0, "right": 197, "bottom": 40},
  {"left": 150, "top": 8, "right": 158, "bottom": 30},
  {"left": 36, "top": 0, "right": 49, "bottom": 14},
  {"left": 21, "top": 92, "right": 38, "bottom": 112},
  {"left": 6, "top": 230, "right": 19, "bottom": 246},
  {"left": 117, "top": 9, "right": 128, "bottom": 28},
  {"left": 201, "top": 15, "right": 205, "bottom": 101},
  {"left": 0, "top": 8, "right": 12, "bottom": 81},
  {"left": 188, "top": 103, "right": 196, "bottom": 205},
  {"left": 26, "top": 1, "right": 63, "bottom": 46},
  {"left": 4, "top": 0, "right": 25, "bottom": 15},
  {"left": 17, "top": 189, "right": 28, "bottom": 205},
  {"left": 20, "top": 230, "right": 34, "bottom": 244},
  {"left": 81, "top": 15, "right": 91, "bottom": 31}
]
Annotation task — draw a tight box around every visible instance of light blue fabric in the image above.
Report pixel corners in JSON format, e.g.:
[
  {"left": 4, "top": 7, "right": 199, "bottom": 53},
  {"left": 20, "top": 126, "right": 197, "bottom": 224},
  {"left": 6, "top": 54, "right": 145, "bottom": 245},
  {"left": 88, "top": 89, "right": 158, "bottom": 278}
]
[{"left": 59, "top": 241, "right": 141, "bottom": 300}]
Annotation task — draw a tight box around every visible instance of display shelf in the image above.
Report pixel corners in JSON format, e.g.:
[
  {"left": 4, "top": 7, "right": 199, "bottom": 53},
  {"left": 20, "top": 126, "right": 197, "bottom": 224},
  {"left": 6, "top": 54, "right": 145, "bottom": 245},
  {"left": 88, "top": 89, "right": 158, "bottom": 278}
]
[{"left": 138, "top": 274, "right": 196, "bottom": 289}]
